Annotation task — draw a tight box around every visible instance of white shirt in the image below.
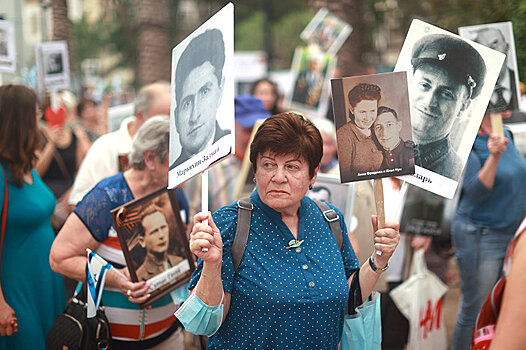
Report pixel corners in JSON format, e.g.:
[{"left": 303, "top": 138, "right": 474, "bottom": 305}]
[{"left": 68, "top": 117, "right": 135, "bottom": 205}]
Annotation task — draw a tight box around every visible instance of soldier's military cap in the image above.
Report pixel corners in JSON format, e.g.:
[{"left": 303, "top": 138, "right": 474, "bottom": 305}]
[{"left": 411, "top": 34, "right": 486, "bottom": 99}]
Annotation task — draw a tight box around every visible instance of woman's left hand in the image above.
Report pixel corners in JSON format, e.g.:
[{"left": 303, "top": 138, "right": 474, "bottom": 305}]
[
  {"left": 371, "top": 215, "right": 400, "bottom": 268},
  {"left": 117, "top": 268, "right": 151, "bottom": 304}
]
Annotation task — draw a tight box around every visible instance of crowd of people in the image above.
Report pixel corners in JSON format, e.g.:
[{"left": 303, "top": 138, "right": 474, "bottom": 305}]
[{"left": 0, "top": 60, "right": 525, "bottom": 350}]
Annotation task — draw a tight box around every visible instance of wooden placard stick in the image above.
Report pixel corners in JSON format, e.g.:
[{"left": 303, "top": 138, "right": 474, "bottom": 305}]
[
  {"left": 490, "top": 112, "right": 504, "bottom": 138},
  {"left": 373, "top": 178, "right": 384, "bottom": 256},
  {"left": 201, "top": 170, "right": 209, "bottom": 252}
]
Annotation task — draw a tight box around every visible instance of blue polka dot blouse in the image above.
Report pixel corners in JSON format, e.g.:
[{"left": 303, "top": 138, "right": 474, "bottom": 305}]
[{"left": 188, "top": 190, "right": 359, "bottom": 349}]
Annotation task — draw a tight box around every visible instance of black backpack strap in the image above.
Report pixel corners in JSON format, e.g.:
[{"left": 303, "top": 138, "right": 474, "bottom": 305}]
[
  {"left": 312, "top": 199, "right": 342, "bottom": 250},
  {"left": 232, "top": 197, "right": 253, "bottom": 272}
]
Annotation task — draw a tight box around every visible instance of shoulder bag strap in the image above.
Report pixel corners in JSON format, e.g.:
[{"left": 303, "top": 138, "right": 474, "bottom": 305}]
[
  {"left": 42, "top": 129, "right": 72, "bottom": 181},
  {"left": 0, "top": 164, "right": 8, "bottom": 270},
  {"left": 232, "top": 197, "right": 253, "bottom": 272},
  {"left": 312, "top": 199, "right": 342, "bottom": 250}
]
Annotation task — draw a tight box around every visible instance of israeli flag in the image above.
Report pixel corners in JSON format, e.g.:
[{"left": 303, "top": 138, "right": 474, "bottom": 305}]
[{"left": 86, "top": 248, "right": 112, "bottom": 318}]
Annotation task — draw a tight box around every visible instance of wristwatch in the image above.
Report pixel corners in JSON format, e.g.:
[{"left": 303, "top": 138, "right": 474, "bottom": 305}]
[{"left": 368, "top": 255, "right": 389, "bottom": 273}]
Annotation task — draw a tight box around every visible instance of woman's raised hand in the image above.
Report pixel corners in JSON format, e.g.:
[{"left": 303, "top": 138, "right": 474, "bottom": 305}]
[
  {"left": 371, "top": 215, "right": 400, "bottom": 268},
  {"left": 190, "top": 212, "right": 223, "bottom": 265}
]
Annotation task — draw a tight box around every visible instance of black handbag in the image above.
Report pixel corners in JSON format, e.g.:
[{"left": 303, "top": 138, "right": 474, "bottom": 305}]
[{"left": 46, "top": 267, "right": 112, "bottom": 350}]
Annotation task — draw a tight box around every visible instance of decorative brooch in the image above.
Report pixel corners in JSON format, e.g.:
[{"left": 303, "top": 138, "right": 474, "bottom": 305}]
[{"left": 286, "top": 239, "right": 304, "bottom": 249}]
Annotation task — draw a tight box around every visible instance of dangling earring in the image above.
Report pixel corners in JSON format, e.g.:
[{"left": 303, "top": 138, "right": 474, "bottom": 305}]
[
  {"left": 309, "top": 184, "right": 313, "bottom": 190},
  {"left": 253, "top": 177, "right": 256, "bottom": 184}
]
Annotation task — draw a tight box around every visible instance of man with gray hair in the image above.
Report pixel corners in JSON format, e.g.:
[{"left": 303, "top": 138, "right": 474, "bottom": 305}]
[
  {"left": 472, "top": 27, "right": 518, "bottom": 112},
  {"left": 69, "top": 81, "right": 172, "bottom": 205}
]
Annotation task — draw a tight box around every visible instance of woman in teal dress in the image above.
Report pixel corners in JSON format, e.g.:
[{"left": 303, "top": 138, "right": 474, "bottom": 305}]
[{"left": 0, "top": 84, "right": 65, "bottom": 349}]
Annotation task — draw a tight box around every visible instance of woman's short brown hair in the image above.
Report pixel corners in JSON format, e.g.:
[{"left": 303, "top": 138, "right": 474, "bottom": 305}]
[
  {"left": 0, "top": 84, "right": 41, "bottom": 187},
  {"left": 249, "top": 112, "right": 322, "bottom": 178}
]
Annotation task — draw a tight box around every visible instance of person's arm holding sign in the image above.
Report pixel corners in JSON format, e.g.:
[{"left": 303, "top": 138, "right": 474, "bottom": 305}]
[
  {"left": 354, "top": 215, "right": 400, "bottom": 301},
  {"left": 177, "top": 212, "right": 231, "bottom": 335},
  {"left": 463, "top": 115, "right": 508, "bottom": 203}
]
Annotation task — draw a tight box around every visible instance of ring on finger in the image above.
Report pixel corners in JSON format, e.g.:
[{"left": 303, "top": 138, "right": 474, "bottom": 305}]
[{"left": 127, "top": 289, "right": 132, "bottom": 297}]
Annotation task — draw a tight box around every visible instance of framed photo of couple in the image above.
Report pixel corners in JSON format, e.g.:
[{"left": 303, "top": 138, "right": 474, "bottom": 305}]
[
  {"left": 111, "top": 187, "right": 195, "bottom": 307},
  {"left": 331, "top": 71, "right": 415, "bottom": 183}
]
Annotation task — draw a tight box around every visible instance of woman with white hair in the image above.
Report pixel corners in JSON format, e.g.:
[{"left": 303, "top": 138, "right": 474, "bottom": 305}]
[{"left": 50, "top": 116, "right": 190, "bottom": 349}]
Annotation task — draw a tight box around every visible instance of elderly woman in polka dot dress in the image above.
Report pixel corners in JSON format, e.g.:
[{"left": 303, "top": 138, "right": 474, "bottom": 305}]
[{"left": 186, "top": 112, "right": 400, "bottom": 349}]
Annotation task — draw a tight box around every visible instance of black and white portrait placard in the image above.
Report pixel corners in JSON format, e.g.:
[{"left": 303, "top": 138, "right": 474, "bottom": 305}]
[
  {"left": 332, "top": 72, "right": 415, "bottom": 183},
  {"left": 35, "top": 41, "right": 71, "bottom": 91},
  {"left": 168, "top": 3, "right": 235, "bottom": 189},
  {"left": 394, "top": 19, "right": 505, "bottom": 199},
  {"left": 459, "top": 22, "right": 520, "bottom": 114},
  {"left": 300, "top": 8, "right": 352, "bottom": 55},
  {"left": 286, "top": 46, "right": 337, "bottom": 118},
  {"left": 0, "top": 20, "right": 16, "bottom": 73}
]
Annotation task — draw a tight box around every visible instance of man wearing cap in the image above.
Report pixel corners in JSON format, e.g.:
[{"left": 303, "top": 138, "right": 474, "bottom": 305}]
[
  {"left": 170, "top": 28, "right": 230, "bottom": 170},
  {"left": 182, "top": 95, "right": 270, "bottom": 215},
  {"left": 472, "top": 27, "right": 518, "bottom": 113},
  {"left": 410, "top": 34, "right": 486, "bottom": 179}
]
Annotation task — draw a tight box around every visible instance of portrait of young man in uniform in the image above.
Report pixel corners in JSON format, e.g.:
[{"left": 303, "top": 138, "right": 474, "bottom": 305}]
[
  {"left": 135, "top": 204, "right": 183, "bottom": 282},
  {"left": 373, "top": 106, "right": 415, "bottom": 170},
  {"left": 394, "top": 19, "right": 506, "bottom": 199},
  {"left": 169, "top": 28, "right": 230, "bottom": 170},
  {"left": 408, "top": 34, "right": 486, "bottom": 180}
]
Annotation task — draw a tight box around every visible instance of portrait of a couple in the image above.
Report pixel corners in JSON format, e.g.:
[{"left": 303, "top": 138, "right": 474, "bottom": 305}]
[{"left": 332, "top": 72, "right": 415, "bottom": 183}]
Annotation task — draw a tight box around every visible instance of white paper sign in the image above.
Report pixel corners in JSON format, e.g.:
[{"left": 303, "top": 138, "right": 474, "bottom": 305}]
[
  {"left": 0, "top": 20, "right": 16, "bottom": 73},
  {"left": 168, "top": 3, "right": 235, "bottom": 189},
  {"left": 394, "top": 19, "right": 505, "bottom": 199},
  {"left": 36, "top": 40, "right": 71, "bottom": 92},
  {"left": 459, "top": 21, "right": 521, "bottom": 114}
]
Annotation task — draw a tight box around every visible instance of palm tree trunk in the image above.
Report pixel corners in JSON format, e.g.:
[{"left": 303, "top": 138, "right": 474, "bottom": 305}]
[
  {"left": 136, "top": 0, "right": 171, "bottom": 85},
  {"left": 51, "top": 0, "right": 74, "bottom": 69}
]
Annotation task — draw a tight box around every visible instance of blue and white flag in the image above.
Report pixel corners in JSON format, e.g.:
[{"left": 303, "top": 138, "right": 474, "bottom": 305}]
[{"left": 86, "top": 248, "right": 112, "bottom": 318}]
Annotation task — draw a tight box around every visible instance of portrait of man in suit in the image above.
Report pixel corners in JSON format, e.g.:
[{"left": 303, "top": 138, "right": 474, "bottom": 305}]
[
  {"left": 170, "top": 28, "right": 230, "bottom": 169},
  {"left": 292, "top": 50, "right": 327, "bottom": 108},
  {"left": 472, "top": 27, "right": 519, "bottom": 113}
]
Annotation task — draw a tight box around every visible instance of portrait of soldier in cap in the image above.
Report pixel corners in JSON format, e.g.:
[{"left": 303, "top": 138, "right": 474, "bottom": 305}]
[
  {"left": 459, "top": 22, "right": 520, "bottom": 113},
  {"left": 409, "top": 33, "right": 487, "bottom": 179}
]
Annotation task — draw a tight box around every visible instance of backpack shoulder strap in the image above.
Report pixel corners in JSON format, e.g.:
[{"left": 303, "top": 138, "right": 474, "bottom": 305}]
[
  {"left": 232, "top": 197, "right": 253, "bottom": 272},
  {"left": 312, "top": 199, "right": 342, "bottom": 250}
]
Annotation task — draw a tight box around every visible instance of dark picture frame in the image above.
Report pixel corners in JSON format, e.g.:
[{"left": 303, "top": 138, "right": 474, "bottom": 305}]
[{"left": 111, "top": 187, "right": 195, "bottom": 307}]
